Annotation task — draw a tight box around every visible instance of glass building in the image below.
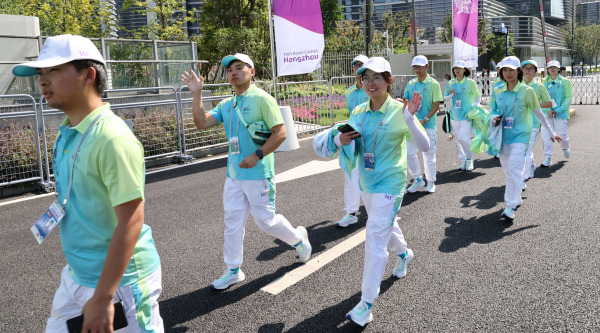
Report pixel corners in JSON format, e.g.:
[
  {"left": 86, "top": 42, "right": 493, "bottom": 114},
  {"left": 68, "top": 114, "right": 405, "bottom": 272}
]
[{"left": 577, "top": 0, "right": 600, "bottom": 24}]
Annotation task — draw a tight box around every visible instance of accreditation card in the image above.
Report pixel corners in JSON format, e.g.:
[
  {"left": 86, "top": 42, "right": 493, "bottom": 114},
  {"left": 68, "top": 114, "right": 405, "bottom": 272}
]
[{"left": 31, "top": 199, "right": 65, "bottom": 244}]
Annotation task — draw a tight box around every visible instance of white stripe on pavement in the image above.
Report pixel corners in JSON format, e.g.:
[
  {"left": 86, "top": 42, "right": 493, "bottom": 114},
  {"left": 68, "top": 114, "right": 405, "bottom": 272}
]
[
  {"left": 0, "top": 192, "right": 55, "bottom": 207},
  {"left": 261, "top": 229, "right": 366, "bottom": 295},
  {"left": 276, "top": 159, "right": 340, "bottom": 184}
]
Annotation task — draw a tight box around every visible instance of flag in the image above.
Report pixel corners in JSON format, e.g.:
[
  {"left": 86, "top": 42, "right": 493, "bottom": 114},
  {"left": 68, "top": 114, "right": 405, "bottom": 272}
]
[
  {"left": 273, "top": 0, "right": 325, "bottom": 77},
  {"left": 453, "top": 0, "right": 478, "bottom": 67}
]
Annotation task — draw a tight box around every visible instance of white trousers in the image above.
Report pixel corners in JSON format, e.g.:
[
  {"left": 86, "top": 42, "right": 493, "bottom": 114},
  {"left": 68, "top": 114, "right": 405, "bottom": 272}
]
[
  {"left": 46, "top": 266, "right": 163, "bottom": 333},
  {"left": 523, "top": 128, "right": 539, "bottom": 180},
  {"left": 451, "top": 120, "right": 473, "bottom": 162},
  {"left": 223, "top": 177, "right": 300, "bottom": 269},
  {"left": 360, "top": 192, "right": 407, "bottom": 304},
  {"left": 407, "top": 128, "right": 437, "bottom": 182},
  {"left": 541, "top": 118, "right": 570, "bottom": 157},
  {"left": 499, "top": 143, "right": 527, "bottom": 209},
  {"left": 343, "top": 166, "right": 361, "bottom": 214}
]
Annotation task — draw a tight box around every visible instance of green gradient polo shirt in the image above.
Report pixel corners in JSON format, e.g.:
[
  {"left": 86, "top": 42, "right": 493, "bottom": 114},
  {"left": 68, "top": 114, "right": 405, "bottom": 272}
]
[
  {"left": 344, "top": 84, "right": 369, "bottom": 113},
  {"left": 53, "top": 103, "right": 160, "bottom": 288},
  {"left": 489, "top": 81, "right": 541, "bottom": 144},
  {"left": 444, "top": 77, "right": 481, "bottom": 121},
  {"left": 403, "top": 74, "right": 443, "bottom": 129},
  {"left": 542, "top": 74, "right": 573, "bottom": 119},
  {"left": 523, "top": 79, "right": 551, "bottom": 128}
]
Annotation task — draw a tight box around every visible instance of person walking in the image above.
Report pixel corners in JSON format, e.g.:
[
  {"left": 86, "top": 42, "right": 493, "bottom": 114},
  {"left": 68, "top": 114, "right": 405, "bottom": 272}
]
[
  {"left": 13, "top": 34, "right": 164, "bottom": 332},
  {"left": 520, "top": 59, "right": 553, "bottom": 183},
  {"left": 337, "top": 55, "right": 369, "bottom": 227},
  {"left": 403, "top": 55, "right": 443, "bottom": 193},
  {"left": 488, "top": 56, "right": 561, "bottom": 221},
  {"left": 335, "top": 57, "right": 430, "bottom": 326},
  {"left": 181, "top": 53, "right": 312, "bottom": 290},
  {"left": 540, "top": 60, "right": 573, "bottom": 167},
  {"left": 444, "top": 60, "right": 481, "bottom": 171}
]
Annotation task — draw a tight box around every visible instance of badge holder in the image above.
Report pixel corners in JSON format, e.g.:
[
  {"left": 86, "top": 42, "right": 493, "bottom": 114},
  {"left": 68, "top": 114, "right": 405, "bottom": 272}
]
[
  {"left": 364, "top": 153, "right": 375, "bottom": 171},
  {"left": 455, "top": 100, "right": 462, "bottom": 109},
  {"left": 503, "top": 117, "right": 514, "bottom": 129},
  {"left": 229, "top": 136, "right": 240, "bottom": 154},
  {"left": 31, "top": 197, "right": 65, "bottom": 244}
]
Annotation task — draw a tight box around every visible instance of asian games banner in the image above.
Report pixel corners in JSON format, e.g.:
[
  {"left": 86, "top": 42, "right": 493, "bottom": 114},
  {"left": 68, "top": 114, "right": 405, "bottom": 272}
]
[
  {"left": 273, "top": 0, "right": 324, "bottom": 77},
  {"left": 453, "top": 0, "right": 478, "bottom": 67}
]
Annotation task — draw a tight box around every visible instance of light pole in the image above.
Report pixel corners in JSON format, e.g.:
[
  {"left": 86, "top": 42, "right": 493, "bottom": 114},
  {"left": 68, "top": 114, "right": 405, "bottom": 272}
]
[
  {"left": 571, "top": 0, "right": 575, "bottom": 74},
  {"left": 412, "top": 0, "right": 417, "bottom": 56}
]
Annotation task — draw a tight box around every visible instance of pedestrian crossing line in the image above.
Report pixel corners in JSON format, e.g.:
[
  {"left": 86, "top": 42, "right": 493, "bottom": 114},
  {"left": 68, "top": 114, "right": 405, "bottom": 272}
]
[
  {"left": 261, "top": 229, "right": 366, "bottom": 295},
  {"left": 276, "top": 159, "right": 340, "bottom": 184}
]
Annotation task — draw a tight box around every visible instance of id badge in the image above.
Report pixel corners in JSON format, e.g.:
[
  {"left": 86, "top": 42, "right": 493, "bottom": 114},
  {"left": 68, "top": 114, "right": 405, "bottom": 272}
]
[
  {"left": 551, "top": 99, "right": 558, "bottom": 108},
  {"left": 31, "top": 198, "right": 65, "bottom": 244},
  {"left": 364, "top": 153, "right": 375, "bottom": 172},
  {"left": 503, "top": 117, "right": 514, "bottom": 129},
  {"left": 455, "top": 100, "right": 462, "bottom": 109},
  {"left": 229, "top": 136, "right": 240, "bottom": 154}
]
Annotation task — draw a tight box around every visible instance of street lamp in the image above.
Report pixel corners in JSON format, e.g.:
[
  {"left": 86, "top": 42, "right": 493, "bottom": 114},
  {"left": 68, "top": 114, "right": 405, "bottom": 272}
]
[{"left": 492, "top": 23, "right": 509, "bottom": 56}]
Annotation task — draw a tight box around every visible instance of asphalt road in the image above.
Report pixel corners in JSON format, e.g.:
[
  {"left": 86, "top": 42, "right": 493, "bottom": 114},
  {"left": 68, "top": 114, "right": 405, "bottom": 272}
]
[{"left": 1, "top": 105, "right": 599, "bottom": 332}]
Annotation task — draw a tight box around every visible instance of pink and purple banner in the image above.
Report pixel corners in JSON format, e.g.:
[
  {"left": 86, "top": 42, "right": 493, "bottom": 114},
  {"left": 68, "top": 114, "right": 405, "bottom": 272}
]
[
  {"left": 273, "top": 0, "right": 324, "bottom": 77},
  {"left": 453, "top": 0, "right": 478, "bottom": 67}
]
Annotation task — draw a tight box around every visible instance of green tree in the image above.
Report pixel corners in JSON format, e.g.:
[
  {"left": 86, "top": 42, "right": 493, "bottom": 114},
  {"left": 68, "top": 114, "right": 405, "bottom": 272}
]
[
  {"left": 485, "top": 33, "right": 514, "bottom": 64},
  {"left": 320, "top": 0, "right": 344, "bottom": 38},
  {"left": 381, "top": 11, "right": 413, "bottom": 54},
  {"left": 121, "top": 0, "right": 196, "bottom": 40},
  {"left": 560, "top": 22, "right": 600, "bottom": 67},
  {"left": 1, "top": 0, "right": 116, "bottom": 38},
  {"left": 324, "top": 19, "right": 365, "bottom": 53},
  {"left": 440, "top": 10, "right": 452, "bottom": 44}
]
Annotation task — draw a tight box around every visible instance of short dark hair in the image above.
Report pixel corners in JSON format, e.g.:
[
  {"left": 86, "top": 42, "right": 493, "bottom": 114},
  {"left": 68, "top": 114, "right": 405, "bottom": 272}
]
[
  {"left": 453, "top": 67, "right": 471, "bottom": 77},
  {"left": 71, "top": 60, "right": 107, "bottom": 95},
  {"left": 499, "top": 67, "right": 524, "bottom": 82}
]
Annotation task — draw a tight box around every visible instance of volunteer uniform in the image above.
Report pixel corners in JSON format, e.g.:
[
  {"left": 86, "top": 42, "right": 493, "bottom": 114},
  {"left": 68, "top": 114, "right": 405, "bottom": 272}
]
[
  {"left": 541, "top": 73, "right": 572, "bottom": 164},
  {"left": 445, "top": 76, "right": 481, "bottom": 168},
  {"left": 208, "top": 84, "right": 304, "bottom": 270},
  {"left": 46, "top": 104, "right": 163, "bottom": 332},
  {"left": 522, "top": 78, "right": 551, "bottom": 180},
  {"left": 489, "top": 80, "right": 556, "bottom": 216},
  {"left": 341, "top": 84, "right": 369, "bottom": 216},
  {"left": 403, "top": 74, "right": 443, "bottom": 186},
  {"left": 339, "top": 96, "right": 428, "bottom": 304}
]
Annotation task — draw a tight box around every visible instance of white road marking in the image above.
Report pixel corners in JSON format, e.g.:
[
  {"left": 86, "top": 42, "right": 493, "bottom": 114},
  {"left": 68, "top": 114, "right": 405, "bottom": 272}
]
[
  {"left": 0, "top": 192, "right": 55, "bottom": 207},
  {"left": 276, "top": 159, "right": 340, "bottom": 184},
  {"left": 261, "top": 230, "right": 366, "bottom": 295}
]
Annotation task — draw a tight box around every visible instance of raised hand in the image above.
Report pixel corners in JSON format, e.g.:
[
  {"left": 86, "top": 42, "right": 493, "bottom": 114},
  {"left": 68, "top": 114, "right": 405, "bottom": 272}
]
[
  {"left": 407, "top": 92, "right": 422, "bottom": 115},
  {"left": 181, "top": 70, "right": 204, "bottom": 93}
]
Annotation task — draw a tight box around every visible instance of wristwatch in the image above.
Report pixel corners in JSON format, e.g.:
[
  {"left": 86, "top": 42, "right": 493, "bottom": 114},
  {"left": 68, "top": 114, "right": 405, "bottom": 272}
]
[
  {"left": 424, "top": 116, "right": 430, "bottom": 121},
  {"left": 255, "top": 149, "right": 264, "bottom": 159}
]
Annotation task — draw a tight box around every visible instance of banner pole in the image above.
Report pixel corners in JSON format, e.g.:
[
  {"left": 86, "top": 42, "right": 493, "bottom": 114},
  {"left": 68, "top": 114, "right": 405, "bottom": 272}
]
[
  {"left": 268, "top": 0, "right": 278, "bottom": 101},
  {"left": 538, "top": 0, "right": 550, "bottom": 77}
]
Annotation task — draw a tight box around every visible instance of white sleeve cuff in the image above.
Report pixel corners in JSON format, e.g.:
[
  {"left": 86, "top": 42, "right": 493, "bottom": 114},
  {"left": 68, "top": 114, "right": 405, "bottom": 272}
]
[{"left": 334, "top": 132, "right": 342, "bottom": 147}]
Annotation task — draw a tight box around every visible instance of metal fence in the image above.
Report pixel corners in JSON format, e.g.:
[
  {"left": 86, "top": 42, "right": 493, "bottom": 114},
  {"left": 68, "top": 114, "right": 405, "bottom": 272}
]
[
  {"left": 273, "top": 80, "right": 334, "bottom": 134},
  {"left": 0, "top": 95, "right": 44, "bottom": 187}
]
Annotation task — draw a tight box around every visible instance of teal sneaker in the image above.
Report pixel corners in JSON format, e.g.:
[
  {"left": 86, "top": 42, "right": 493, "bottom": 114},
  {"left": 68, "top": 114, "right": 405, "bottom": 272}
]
[
  {"left": 407, "top": 178, "right": 426, "bottom": 193},
  {"left": 393, "top": 249, "right": 414, "bottom": 278},
  {"left": 211, "top": 268, "right": 245, "bottom": 290},
  {"left": 295, "top": 226, "right": 312, "bottom": 262},
  {"left": 346, "top": 300, "right": 373, "bottom": 326}
]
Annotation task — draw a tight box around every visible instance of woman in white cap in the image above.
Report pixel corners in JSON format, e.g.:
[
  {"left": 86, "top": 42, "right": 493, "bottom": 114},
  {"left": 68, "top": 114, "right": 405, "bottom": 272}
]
[
  {"left": 540, "top": 60, "right": 573, "bottom": 167},
  {"left": 489, "top": 56, "right": 562, "bottom": 221},
  {"left": 336, "top": 57, "right": 430, "bottom": 326},
  {"left": 520, "top": 59, "right": 553, "bottom": 183},
  {"left": 336, "top": 55, "right": 370, "bottom": 227},
  {"left": 444, "top": 60, "right": 481, "bottom": 171}
]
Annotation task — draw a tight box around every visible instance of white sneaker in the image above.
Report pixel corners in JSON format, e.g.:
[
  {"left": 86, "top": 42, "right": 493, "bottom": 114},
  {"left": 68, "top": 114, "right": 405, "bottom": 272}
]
[
  {"left": 393, "top": 248, "right": 414, "bottom": 278},
  {"left": 458, "top": 161, "right": 466, "bottom": 170},
  {"left": 346, "top": 300, "right": 373, "bottom": 327},
  {"left": 529, "top": 164, "right": 536, "bottom": 179},
  {"left": 425, "top": 181, "right": 436, "bottom": 193},
  {"left": 337, "top": 213, "right": 358, "bottom": 227},
  {"left": 466, "top": 159, "right": 474, "bottom": 171},
  {"left": 295, "top": 226, "right": 312, "bottom": 262},
  {"left": 407, "top": 178, "right": 425, "bottom": 193},
  {"left": 563, "top": 149, "right": 571, "bottom": 159},
  {"left": 501, "top": 207, "right": 515, "bottom": 221},
  {"left": 541, "top": 156, "right": 552, "bottom": 167},
  {"left": 211, "top": 268, "right": 245, "bottom": 290}
]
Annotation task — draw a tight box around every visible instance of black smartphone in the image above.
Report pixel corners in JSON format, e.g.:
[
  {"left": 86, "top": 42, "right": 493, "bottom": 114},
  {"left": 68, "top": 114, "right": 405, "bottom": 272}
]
[
  {"left": 493, "top": 115, "right": 504, "bottom": 126},
  {"left": 338, "top": 124, "right": 361, "bottom": 138},
  {"left": 66, "top": 301, "right": 128, "bottom": 333}
]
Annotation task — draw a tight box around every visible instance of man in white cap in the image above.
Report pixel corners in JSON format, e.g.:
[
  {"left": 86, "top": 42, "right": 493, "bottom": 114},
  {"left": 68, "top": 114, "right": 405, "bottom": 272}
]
[
  {"left": 540, "top": 60, "right": 573, "bottom": 167},
  {"left": 404, "top": 55, "right": 443, "bottom": 193},
  {"left": 336, "top": 54, "right": 369, "bottom": 227},
  {"left": 13, "top": 34, "right": 164, "bottom": 332},
  {"left": 181, "top": 53, "right": 312, "bottom": 290}
]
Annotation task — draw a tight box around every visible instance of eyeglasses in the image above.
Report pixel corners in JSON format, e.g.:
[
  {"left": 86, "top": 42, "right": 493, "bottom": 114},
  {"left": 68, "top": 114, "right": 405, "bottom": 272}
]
[
  {"left": 361, "top": 75, "right": 384, "bottom": 84},
  {"left": 523, "top": 67, "right": 536, "bottom": 72},
  {"left": 352, "top": 63, "right": 363, "bottom": 68}
]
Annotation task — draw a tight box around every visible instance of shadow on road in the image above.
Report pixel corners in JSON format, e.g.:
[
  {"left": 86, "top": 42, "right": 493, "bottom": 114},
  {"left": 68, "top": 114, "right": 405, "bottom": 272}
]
[
  {"left": 257, "top": 206, "right": 369, "bottom": 261},
  {"left": 439, "top": 210, "right": 539, "bottom": 253},
  {"left": 434, "top": 169, "right": 486, "bottom": 185},
  {"left": 460, "top": 186, "right": 505, "bottom": 209},
  {"left": 159, "top": 263, "right": 303, "bottom": 332},
  {"left": 146, "top": 157, "right": 228, "bottom": 185},
  {"left": 261, "top": 276, "right": 398, "bottom": 333},
  {"left": 531, "top": 161, "right": 566, "bottom": 179}
]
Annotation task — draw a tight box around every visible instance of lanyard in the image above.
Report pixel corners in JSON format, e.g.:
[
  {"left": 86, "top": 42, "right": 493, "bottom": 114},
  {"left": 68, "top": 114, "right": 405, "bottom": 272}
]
[
  {"left": 548, "top": 79, "right": 559, "bottom": 100},
  {"left": 229, "top": 94, "right": 247, "bottom": 137},
  {"left": 61, "top": 111, "right": 108, "bottom": 207},
  {"left": 453, "top": 79, "right": 464, "bottom": 104},
  {"left": 360, "top": 100, "right": 391, "bottom": 154},
  {"left": 501, "top": 90, "right": 517, "bottom": 118}
]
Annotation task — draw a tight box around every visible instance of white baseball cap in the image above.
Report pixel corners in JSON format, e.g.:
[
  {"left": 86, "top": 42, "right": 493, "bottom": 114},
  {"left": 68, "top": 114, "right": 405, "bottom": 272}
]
[
  {"left": 356, "top": 57, "right": 392, "bottom": 75},
  {"left": 352, "top": 55, "right": 369, "bottom": 65},
  {"left": 412, "top": 55, "right": 428, "bottom": 67},
  {"left": 499, "top": 56, "right": 521, "bottom": 70},
  {"left": 222, "top": 53, "right": 254, "bottom": 69},
  {"left": 547, "top": 60, "right": 560, "bottom": 68},
  {"left": 453, "top": 60, "right": 467, "bottom": 68},
  {"left": 12, "top": 34, "right": 106, "bottom": 77}
]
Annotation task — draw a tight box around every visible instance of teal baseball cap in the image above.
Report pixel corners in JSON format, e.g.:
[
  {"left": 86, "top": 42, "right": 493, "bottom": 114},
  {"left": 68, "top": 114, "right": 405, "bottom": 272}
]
[{"left": 222, "top": 53, "right": 254, "bottom": 68}]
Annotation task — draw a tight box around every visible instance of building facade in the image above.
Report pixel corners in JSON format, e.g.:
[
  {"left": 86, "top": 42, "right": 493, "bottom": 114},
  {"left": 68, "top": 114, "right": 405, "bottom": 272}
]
[{"left": 577, "top": 0, "right": 600, "bottom": 24}]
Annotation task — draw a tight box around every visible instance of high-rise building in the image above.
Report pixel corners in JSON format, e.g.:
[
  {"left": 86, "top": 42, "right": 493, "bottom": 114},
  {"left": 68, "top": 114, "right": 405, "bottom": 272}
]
[{"left": 576, "top": 0, "right": 600, "bottom": 24}]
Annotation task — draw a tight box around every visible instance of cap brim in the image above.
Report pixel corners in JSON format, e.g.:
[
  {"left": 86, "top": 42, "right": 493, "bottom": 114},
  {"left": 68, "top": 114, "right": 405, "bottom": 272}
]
[
  {"left": 357, "top": 65, "right": 388, "bottom": 75},
  {"left": 12, "top": 58, "right": 72, "bottom": 77},
  {"left": 501, "top": 64, "right": 519, "bottom": 70},
  {"left": 222, "top": 55, "right": 252, "bottom": 68}
]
